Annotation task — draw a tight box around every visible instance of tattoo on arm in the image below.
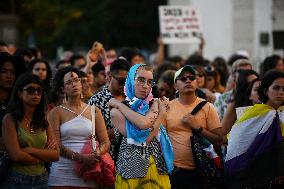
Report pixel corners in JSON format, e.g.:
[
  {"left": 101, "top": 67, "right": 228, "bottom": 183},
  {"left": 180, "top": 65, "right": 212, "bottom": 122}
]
[{"left": 148, "top": 109, "right": 159, "bottom": 125}]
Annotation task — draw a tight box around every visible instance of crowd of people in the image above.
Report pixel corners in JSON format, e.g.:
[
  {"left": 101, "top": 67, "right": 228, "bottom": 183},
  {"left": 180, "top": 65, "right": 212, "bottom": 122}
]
[{"left": 0, "top": 39, "right": 284, "bottom": 189}]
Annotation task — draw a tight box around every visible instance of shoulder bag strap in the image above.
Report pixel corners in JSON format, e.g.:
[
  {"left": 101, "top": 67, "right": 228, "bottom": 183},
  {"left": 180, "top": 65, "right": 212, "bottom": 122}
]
[
  {"left": 91, "top": 105, "right": 97, "bottom": 151},
  {"left": 191, "top": 101, "right": 208, "bottom": 115}
]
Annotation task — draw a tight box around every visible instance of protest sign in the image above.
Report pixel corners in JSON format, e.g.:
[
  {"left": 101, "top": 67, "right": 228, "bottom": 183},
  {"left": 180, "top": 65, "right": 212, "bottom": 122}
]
[{"left": 159, "top": 6, "right": 201, "bottom": 44}]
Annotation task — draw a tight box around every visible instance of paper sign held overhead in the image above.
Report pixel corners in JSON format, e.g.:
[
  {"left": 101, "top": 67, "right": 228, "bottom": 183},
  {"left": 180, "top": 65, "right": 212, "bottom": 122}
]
[{"left": 159, "top": 6, "right": 201, "bottom": 44}]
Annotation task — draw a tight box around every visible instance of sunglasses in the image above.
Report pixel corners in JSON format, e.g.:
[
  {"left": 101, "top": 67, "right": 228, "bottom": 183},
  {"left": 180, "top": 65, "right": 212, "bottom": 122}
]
[
  {"left": 135, "top": 76, "right": 155, "bottom": 87},
  {"left": 178, "top": 75, "right": 196, "bottom": 82},
  {"left": 204, "top": 66, "right": 215, "bottom": 74},
  {"left": 23, "top": 86, "right": 43, "bottom": 95},
  {"left": 112, "top": 75, "right": 126, "bottom": 86}
]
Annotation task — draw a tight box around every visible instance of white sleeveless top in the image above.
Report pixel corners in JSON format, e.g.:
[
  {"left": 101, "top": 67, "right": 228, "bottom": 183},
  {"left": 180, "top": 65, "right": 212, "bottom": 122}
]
[{"left": 48, "top": 105, "right": 96, "bottom": 187}]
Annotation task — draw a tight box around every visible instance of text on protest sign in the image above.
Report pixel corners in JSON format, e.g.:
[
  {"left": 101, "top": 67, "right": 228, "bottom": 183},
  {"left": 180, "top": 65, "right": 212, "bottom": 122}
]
[{"left": 159, "top": 6, "right": 201, "bottom": 44}]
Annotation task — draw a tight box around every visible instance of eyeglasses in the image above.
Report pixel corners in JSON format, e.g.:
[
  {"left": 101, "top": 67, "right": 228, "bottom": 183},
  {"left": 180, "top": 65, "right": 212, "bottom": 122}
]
[
  {"left": 178, "top": 75, "right": 196, "bottom": 82},
  {"left": 112, "top": 75, "right": 126, "bottom": 86},
  {"left": 196, "top": 74, "right": 204, "bottom": 78},
  {"left": 64, "top": 78, "right": 81, "bottom": 86},
  {"left": 23, "top": 86, "right": 43, "bottom": 95},
  {"left": 135, "top": 76, "right": 155, "bottom": 87}
]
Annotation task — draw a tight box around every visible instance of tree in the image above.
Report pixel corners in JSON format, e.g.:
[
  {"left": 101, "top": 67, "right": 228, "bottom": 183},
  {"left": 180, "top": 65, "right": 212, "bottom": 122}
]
[{"left": 14, "top": 0, "right": 166, "bottom": 57}]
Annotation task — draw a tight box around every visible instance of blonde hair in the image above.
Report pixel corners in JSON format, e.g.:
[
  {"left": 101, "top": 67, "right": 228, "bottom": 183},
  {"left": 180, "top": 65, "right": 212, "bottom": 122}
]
[
  {"left": 231, "top": 59, "right": 252, "bottom": 73},
  {"left": 136, "top": 65, "right": 153, "bottom": 76}
]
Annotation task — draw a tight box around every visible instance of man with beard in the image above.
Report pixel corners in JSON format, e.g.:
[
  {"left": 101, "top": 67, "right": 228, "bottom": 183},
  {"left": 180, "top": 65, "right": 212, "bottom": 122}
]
[{"left": 89, "top": 58, "right": 130, "bottom": 156}]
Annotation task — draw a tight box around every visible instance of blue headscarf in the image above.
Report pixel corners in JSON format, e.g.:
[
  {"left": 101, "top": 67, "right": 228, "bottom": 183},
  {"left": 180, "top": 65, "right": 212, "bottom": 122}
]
[
  {"left": 125, "top": 64, "right": 151, "bottom": 145},
  {"left": 124, "top": 64, "right": 174, "bottom": 173}
]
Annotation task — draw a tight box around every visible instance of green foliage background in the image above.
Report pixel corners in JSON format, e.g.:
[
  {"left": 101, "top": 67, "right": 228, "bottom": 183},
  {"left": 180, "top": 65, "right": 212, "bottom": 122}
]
[{"left": 11, "top": 0, "right": 166, "bottom": 57}]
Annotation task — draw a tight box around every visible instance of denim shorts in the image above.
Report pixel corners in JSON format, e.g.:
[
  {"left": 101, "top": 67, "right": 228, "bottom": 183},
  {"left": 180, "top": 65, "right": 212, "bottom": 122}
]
[{"left": 0, "top": 170, "right": 48, "bottom": 189}]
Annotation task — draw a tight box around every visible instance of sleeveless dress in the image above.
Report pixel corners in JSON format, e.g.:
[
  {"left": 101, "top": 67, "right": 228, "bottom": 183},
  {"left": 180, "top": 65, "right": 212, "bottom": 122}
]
[{"left": 48, "top": 105, "right": 96, "bottom": 188}]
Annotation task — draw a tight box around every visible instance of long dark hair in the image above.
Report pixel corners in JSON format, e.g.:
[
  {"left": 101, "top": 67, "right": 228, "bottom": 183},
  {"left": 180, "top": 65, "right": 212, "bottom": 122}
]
[
  {"left": 234, "top": 69, "right": 259, "bottom": 108},
  {"left": 258, "top": 70, "right": 284, "bottom": 104},
  {"left": 8, "top": 73, "right": 48, "bottom": 130},
  {"left": 245, "top": 78, "right": 261, "bottom": 104}
]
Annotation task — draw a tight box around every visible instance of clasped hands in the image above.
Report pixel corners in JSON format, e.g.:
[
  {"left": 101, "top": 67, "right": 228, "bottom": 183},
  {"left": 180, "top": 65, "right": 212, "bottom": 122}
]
[{"left": 181, "top": 113, "right": 200, "bottom": 130}]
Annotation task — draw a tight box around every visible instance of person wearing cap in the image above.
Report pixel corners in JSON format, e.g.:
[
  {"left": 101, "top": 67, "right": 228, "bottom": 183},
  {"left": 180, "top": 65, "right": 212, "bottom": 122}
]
[{"left": 164, "top": 65, "right": 222, "bottom": 189}]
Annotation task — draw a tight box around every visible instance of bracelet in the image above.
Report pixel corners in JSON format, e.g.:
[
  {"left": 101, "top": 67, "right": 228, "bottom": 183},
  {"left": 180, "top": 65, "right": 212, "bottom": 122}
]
[
  {"left": 71, "top": 152, "right": 78, "bottom": 161},
  {"left": 93, "top": 149, "right": 101, "bottom": 158}
]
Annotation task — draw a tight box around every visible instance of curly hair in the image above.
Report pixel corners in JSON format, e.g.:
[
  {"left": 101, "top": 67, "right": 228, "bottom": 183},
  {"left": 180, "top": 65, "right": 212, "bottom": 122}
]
[{"left": 48, "top": 67, "right": 81, "bottom": 103}]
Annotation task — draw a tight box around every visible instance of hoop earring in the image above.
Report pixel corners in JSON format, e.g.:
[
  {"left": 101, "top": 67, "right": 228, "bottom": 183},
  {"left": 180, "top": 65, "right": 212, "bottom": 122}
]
[
  {"left": 63, "top": 94, "right": 67, "bottom": 103},
  {"left": 175, "top": 91, "right": 179, "bottom": 98}
]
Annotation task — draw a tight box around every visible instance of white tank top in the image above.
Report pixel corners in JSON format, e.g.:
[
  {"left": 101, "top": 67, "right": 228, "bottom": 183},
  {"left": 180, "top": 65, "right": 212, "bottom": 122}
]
[{"left": 48, "top": 105, "right": 97, "bottom": 187}]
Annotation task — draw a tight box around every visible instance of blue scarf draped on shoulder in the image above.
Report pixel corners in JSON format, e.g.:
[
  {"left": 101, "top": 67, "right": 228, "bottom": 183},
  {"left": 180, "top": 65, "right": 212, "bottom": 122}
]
[{"left": 124, "top": 64, "right": 174, "bottom": 173}]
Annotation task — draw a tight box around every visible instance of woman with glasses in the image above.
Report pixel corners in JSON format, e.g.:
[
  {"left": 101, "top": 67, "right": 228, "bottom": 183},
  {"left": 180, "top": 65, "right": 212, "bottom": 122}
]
[
  {"left": 1, "top": 73, "right": 59, "bottom": 189},
  {"left": 47, "top": 67, "right": 110, "bottom": 188},
  {"left": 28, "top": 59, "right": 52, "bottom": 94},
  {"left": 109, "top": 64, "right": 174, "bottom": 189}
]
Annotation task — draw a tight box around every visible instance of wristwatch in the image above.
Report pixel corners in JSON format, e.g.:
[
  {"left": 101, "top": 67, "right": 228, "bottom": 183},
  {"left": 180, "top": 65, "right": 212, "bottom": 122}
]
[{"left": 194, "top": 127, "right": 203, "bottom": 134}]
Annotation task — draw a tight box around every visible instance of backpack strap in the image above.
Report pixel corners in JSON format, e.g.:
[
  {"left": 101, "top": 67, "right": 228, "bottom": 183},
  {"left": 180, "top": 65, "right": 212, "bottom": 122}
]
[{"left": 191, "top": 101, "right": 208, "bottom": 115}]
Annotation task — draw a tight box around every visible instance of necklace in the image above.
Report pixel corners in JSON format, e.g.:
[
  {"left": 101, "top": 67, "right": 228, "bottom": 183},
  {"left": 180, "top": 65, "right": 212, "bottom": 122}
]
[{"left": 23, "top": 116, "right": 35, "bottom": 133}]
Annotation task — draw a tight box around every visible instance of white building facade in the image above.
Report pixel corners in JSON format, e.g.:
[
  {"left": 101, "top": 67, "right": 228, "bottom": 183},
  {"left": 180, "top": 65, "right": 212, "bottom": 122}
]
[{"left": 168, "top": 0, "right": 284, "bottom": 70}]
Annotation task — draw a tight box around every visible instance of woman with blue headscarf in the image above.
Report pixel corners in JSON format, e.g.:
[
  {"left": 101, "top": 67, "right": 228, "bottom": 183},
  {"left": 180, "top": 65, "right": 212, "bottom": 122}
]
[{"left": 109, "top": 64, "right": 173, "bottom": 189}]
